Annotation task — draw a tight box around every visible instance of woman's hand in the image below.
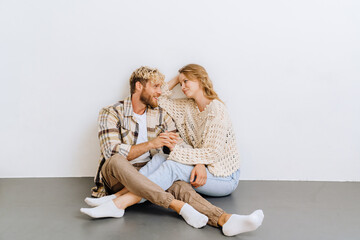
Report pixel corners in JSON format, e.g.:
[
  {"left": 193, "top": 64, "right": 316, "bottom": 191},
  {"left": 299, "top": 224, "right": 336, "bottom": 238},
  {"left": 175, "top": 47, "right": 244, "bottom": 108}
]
[
  {"left": 190, "top": 164, "right": 207, "bottom": 188},
  {"left": 150, "top": 131, "right": 178, "bottom": 149},
  {"left": 167, "top": 74, "right": 180, "bottom": 91},
  {"left": 159, "top": 131, "right": 179, "bottom": 151}
]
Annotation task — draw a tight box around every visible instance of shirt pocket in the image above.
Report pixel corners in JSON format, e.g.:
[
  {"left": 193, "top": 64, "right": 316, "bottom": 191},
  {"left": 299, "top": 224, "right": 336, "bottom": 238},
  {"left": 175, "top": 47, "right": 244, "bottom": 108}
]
[
  {"left": 154, "top": 125, "right": 164, "bottom": 136},
  {"left": 119, "top": 126, "right": 132, "bottom": 142}
]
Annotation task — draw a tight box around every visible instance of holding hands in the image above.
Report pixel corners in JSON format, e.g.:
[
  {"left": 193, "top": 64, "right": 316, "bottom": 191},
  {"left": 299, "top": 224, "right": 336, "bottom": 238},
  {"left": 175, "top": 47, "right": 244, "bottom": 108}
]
[{"left": 150, "top": 131, "right": 179, "bottom": 151}]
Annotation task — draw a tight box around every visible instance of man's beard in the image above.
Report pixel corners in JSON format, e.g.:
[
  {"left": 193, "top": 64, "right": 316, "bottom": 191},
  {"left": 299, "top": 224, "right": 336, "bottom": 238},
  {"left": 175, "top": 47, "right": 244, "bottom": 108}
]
[{"left": 140, "top": 89, "right": 158, "bottom": 108}]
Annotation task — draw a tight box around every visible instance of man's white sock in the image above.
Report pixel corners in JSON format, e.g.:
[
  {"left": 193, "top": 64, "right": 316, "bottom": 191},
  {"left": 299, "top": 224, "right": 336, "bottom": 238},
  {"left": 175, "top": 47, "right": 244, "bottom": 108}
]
[
  {"left": 84, "top": 195, "right": 116, "bottom": 207},
  {"left": 80, "top": 200, "right": 124, "bottom": 218},
  {"left": 222, "top": 209, "right": 264, "bottom": 236},
  {"left": 179, "top": 203, "right": 208, "bottom": 228}
]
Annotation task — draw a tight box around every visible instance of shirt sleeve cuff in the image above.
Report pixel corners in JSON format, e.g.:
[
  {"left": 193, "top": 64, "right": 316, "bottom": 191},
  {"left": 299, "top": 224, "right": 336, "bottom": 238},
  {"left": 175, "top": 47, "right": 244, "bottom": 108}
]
[{"left": 119, "top": 143, "right": 132, "bottom": 158}]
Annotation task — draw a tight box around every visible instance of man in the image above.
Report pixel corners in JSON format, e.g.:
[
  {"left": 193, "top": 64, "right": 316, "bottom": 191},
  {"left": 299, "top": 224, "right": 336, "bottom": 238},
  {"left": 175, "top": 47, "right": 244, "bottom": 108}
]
[{"left": 81, "top": 66, "right": 241, "bottom": 231}]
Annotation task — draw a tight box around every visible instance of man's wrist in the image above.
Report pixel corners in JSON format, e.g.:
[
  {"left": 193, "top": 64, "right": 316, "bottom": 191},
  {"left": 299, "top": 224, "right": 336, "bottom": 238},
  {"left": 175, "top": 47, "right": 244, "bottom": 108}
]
[{"left": 147, "top": 140, "right": 154, "bottom": 150}]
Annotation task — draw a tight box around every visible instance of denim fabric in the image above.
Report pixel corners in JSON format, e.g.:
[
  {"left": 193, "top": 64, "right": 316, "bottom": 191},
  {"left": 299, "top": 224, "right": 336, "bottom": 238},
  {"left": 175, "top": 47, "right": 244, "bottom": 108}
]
[
  {"left": 138, "top": 154, "right": 166, "bottom": 177},
  {"left": 139, "top": 153, "right": 240, "bottom": 197}
]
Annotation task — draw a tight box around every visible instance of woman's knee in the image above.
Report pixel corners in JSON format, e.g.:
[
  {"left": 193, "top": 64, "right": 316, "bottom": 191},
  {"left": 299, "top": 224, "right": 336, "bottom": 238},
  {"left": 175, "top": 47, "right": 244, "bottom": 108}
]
[
  {"left": 152, "top": 153, "right": 167, "bottom": 164},
  {"left": 151, "top": 160, "right": 184, "bottom": 181},
  {"left": 139, "top": 154, "right": 167, "bottom": 177},
  {"left": 162, "top": 160, "right": 179, "bottom": 170}
]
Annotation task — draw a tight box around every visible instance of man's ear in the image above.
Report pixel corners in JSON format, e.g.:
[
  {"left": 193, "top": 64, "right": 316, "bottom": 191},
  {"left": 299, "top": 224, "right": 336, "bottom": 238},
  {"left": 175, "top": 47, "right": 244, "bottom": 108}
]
[{"left": 135, "top": 81, "right": 144, "bottom": 92}]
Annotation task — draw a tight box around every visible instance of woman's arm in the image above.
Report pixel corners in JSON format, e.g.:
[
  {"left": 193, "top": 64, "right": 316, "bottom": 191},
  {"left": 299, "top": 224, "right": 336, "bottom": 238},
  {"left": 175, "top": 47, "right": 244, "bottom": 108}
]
[
  {"left": 167, "top": 75, "right": 180, "bottom": 91},
  {"left": 168, "top": 113, "right": 229, "bottom": 165},
  {"left": 158, "top": 76, "right": 189, "bottom": 122}
]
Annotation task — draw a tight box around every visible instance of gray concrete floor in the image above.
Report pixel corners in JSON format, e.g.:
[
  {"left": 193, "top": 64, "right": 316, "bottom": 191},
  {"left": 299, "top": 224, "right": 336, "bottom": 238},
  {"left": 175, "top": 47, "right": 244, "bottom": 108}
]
[{"left": 0, "top": 178, "right": 359, "bottom": 240}]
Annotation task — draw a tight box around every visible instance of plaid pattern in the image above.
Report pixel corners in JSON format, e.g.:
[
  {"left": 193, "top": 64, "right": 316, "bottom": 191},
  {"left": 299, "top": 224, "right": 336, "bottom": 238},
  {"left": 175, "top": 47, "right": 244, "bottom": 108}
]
[{"left": 91, "top": 96, "right": 176, "bottom": 197}]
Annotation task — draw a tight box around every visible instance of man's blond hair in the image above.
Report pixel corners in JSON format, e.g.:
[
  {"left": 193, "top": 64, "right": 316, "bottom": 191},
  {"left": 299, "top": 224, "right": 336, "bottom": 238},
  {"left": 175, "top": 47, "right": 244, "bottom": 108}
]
[{"left": 129, "top": 66, "right": 165, "bottom": 95}]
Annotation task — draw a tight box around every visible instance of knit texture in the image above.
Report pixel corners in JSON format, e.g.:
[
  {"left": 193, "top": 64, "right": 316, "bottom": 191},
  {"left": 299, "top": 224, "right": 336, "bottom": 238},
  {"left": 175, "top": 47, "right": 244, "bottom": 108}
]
[{"left": 158, "top": 83, "right": 240, "bottom": 177}]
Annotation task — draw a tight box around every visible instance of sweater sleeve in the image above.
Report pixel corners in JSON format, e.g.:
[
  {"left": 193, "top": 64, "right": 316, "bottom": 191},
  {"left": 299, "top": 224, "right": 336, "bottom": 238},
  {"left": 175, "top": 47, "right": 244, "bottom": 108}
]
[
  {"left": 158, "top": 83, "right": 190, "bottom": 121},
  {"left": 168, "top": 113, "right": 228, "bottom": 165},
  {"left": 162, "top": 110, "right": 177, "bottom": 133}
]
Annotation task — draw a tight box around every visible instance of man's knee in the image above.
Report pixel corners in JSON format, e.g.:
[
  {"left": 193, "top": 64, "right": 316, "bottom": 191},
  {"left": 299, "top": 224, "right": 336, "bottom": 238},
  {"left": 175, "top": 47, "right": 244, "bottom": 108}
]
[
  {"left": 106, "top": 154, "right": 128, "bottom": 170},
  {"left": 170, "top": 180, "right": 193, "bottom": 190},
  {"left": 100, "top": 154, "right": 129, "bottom": 193},
  {"left": 101, "top": 154, "right": 129, "bottom": 178},
  {"left": 167, "top": 181, "right": 194, "bottom": 200}
]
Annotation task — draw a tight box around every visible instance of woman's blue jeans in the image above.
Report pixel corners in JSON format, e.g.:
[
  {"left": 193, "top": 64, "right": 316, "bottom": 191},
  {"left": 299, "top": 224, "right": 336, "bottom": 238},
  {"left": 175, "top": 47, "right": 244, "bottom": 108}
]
[{"left": 139, "top": 153, "right": 240, "bottom": 197}]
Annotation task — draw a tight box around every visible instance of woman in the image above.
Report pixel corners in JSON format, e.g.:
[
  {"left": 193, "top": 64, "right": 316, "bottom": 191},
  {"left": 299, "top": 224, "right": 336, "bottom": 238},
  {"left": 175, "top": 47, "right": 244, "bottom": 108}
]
[
  {"left": 146, "top": 63, "right": 242, "bottom": 197},
  {"left": 82, "top": 64, "right": 264, "bottom": 236}
]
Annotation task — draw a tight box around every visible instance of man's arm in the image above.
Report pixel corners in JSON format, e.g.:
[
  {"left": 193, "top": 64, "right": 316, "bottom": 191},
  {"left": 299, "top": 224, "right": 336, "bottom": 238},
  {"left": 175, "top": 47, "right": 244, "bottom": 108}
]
[
  {"left": 99, "top": 106, "right": 179, "bottom": 161},
  {"left": 98, "top": 107, "right": 132, "bottom": 160},
  {"left": 126, "top": 133, "right": 177, "bottom": 161}
]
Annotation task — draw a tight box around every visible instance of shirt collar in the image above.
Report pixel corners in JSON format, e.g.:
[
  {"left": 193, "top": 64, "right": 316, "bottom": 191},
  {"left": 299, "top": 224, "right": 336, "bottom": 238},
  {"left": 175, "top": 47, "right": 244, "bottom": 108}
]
[
  {"left": 124, "top": 95, "right": 160, "bottom": 117},
  {"left": 123, "top": 96, "right": 134, "bottom": 117}
]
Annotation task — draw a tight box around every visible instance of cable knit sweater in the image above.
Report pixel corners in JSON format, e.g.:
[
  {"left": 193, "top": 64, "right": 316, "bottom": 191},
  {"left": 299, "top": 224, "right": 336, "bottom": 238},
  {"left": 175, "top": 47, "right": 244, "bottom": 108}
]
[{"left": 159, "top": 83, "right": 240, "bottom": 177}]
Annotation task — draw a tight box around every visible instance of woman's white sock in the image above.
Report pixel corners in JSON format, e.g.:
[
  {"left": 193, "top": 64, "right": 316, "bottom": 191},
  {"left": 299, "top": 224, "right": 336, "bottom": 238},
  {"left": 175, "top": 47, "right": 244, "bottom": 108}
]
[
  {"left": 179, "top": 203, "right": 208, "bottom": 228},
  {"left": 80, "top": 200, "right": 124, "bottom": 218},
  {"left": 84, "top": 195, "right": 116, "bottom": 207},
  {"left": 222, "top": 209, "right": 264, "bottom": 236}
]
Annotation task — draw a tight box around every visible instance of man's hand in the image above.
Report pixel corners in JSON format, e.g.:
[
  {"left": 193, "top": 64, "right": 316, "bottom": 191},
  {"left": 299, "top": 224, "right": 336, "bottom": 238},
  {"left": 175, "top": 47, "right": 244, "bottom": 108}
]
[
  {"left": 128, "top": 132, "right": 178, "bottom": 161},
  {"left": 190, "top": 164, "right": 207, "bottom": 188},
  {"left": 150, "top": 131, "right": 179, "bottom": 149},
  {"left": 160, "top": 131, "right": 179, "bottom": 151}
]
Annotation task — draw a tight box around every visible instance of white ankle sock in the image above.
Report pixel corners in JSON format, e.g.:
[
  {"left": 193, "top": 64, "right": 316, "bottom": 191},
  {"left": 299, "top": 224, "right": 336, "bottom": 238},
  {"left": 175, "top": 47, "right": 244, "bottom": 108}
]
[
  {"left": 84, "top": 195, "right": 116, "bottom": 207},
  {"left": 179, "top": 203, "right": 208, "bottom": 228},
  {"left": 222, "top": 209, "right": 264, "bottom": 236},
  {"left": 80, "top": 200, "right": 124, "bottom": 218}
]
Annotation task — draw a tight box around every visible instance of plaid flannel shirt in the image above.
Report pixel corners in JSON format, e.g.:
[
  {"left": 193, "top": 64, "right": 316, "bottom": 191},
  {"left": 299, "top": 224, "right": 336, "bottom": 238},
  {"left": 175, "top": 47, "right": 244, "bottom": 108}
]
[{"left": 91, "top": 96, "right": 177, "bottom": 197}]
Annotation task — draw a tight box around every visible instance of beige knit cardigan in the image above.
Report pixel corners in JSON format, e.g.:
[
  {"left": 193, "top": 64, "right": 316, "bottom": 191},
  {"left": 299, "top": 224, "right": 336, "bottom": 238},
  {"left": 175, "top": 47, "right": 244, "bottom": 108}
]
[{"left": 159, "top": 83, "right": 240, "bottom": 177}]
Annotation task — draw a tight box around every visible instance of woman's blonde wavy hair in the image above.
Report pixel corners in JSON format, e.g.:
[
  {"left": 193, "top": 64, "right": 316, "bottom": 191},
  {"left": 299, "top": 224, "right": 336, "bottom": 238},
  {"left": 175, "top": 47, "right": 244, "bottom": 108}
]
[{"left": 178, "top": 64, "right": 221, "bottom": 102}]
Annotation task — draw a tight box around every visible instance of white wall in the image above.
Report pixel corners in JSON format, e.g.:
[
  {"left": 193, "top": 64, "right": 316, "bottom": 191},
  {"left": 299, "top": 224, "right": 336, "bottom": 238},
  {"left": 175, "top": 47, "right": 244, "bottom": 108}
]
[{"left": 1, "top": 0, "right": 359, "bottom": 181}]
